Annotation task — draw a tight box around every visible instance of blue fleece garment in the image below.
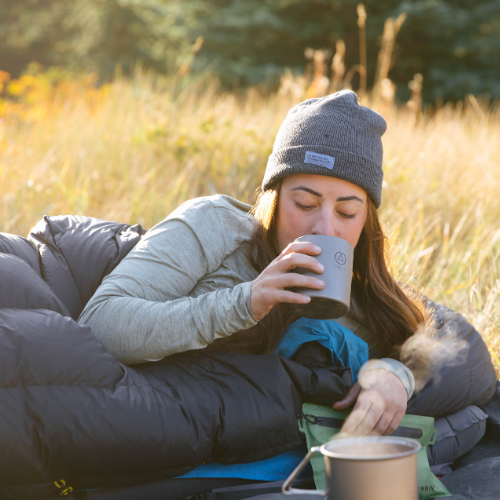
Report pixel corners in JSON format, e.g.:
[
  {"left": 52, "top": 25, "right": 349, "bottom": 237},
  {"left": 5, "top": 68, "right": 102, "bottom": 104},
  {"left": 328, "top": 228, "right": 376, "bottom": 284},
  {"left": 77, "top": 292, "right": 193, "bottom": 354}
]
[
  {"left": 274, "top": 318, "right": 369, "bottom": 383},
  {"left": 177, "top": 318, "right": 368, "bottom": 481}
]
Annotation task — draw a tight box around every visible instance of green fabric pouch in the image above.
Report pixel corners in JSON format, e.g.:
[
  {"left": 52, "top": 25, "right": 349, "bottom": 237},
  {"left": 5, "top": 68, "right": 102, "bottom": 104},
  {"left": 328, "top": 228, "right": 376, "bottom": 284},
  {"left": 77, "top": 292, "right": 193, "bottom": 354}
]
[{"left": 299, "top": 403, "right": 451, "bottom": 500}]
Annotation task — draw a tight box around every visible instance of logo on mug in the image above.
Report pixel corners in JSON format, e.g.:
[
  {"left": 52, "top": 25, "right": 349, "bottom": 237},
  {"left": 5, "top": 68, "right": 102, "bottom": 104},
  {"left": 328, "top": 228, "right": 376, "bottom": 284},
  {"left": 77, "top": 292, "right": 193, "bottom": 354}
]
[{"left": 335, "top": 251, "right": 346, "bottom": 266}]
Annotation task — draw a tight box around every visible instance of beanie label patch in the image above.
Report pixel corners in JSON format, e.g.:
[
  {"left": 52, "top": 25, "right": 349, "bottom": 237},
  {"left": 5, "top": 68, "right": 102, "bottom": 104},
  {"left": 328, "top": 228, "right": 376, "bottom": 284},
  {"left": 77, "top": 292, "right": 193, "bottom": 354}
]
[{"left": 304, "top": 151, "right": 335, "bottom": 170}]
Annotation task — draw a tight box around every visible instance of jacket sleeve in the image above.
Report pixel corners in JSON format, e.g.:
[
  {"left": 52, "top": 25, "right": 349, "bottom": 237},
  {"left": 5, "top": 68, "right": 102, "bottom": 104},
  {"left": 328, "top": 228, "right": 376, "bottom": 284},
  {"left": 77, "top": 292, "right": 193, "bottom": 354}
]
[
  {"left": 77, "top": 198, "right": 258, "bottom": 365},
  {"left": 406, "top": 299, "right": 497, "bottom": 419}
]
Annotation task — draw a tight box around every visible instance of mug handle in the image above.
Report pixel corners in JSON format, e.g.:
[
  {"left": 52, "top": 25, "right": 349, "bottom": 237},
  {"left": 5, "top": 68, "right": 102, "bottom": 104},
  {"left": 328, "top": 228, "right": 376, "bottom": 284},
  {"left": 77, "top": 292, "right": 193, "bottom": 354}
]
[{"left": 282, "top": 446, "right": 326, "bottom": 495}]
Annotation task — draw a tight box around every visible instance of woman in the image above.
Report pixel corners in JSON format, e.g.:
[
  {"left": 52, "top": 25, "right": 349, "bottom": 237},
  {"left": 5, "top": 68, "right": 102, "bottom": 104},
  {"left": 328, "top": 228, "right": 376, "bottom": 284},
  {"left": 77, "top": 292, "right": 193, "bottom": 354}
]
[{"left": 77, "top": 90, "right": 476, "bottom": 439}]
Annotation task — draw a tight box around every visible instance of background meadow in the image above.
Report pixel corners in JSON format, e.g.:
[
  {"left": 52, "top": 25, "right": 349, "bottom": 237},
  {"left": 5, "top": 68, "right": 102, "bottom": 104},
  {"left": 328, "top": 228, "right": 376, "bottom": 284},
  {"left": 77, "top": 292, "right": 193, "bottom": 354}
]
[
  {"left": 1, "top": 66, "right": 499, "bottom": 373},
  {"left": 1, "top": 1, "right": 499, "bottom": 374}
]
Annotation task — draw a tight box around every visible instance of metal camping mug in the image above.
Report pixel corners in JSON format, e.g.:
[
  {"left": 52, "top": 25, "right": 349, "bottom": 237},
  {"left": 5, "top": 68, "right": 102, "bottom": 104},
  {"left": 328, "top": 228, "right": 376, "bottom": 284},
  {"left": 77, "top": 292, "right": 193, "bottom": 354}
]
[
  {"left": 282, "top": 436, "right": 421, "bottom": 500},
  {"left": 287, "top": 234, "right": 354, "bottom": 320}
]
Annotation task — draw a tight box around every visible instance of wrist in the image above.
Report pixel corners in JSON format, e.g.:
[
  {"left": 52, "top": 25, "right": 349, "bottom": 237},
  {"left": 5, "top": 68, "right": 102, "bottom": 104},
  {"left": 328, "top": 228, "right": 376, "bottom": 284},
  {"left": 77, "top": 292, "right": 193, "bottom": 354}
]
[
  {"left": 359, "top": 359, "right": 413, "bottom": 401},
  {"left": 247, "top": 281, "right": 261, "bottom": 323}
]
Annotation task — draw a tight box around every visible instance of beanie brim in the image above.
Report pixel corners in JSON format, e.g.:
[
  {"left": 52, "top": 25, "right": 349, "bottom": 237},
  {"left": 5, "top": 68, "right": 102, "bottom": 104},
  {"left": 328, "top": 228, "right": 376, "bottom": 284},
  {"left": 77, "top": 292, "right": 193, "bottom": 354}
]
[{"left": 262, "top": 145, "right": 383, "bottom": 208}]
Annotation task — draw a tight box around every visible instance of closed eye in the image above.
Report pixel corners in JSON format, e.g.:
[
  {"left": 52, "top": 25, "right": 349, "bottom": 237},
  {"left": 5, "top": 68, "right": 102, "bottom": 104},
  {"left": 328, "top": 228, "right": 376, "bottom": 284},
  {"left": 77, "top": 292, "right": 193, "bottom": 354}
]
[
  {"left": 339, "top": 212, "right": 356, "bottom": 219},
  {"left": 295, "top": 202, "right": 314, "bottom": 211}
]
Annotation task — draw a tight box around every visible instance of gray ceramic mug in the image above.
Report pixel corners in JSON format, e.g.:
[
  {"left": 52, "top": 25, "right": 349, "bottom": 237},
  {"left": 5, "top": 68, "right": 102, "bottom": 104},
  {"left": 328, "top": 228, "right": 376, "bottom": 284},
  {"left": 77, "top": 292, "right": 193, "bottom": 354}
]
[{"left": 287, "top": 234, "right": 354, "bottom": 320}]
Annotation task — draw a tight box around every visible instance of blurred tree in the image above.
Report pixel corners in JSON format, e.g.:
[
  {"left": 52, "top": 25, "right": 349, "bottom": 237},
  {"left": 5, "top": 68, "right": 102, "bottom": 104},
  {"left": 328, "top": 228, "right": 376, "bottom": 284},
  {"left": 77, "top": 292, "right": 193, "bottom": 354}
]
[
  {"left": 0, "top": 0, "right": 499, "bottom": 101},
  {"left": 188, "top": 0, "right": 500, "bottom": 101},
  {"left": 0, "top": 0, "right": 196, "bottom": 78},
  {"left": 393, "top": 0, "right": 500, "bottom": 101},
  {"left": 187, "top": 0, "right": 358, "bottom": 87},
  {"left": 0, "top": 0, "right": 93, "bottom": 77},
  {"left": 88, "top": 0, "right": 200, "bottom": 77}
]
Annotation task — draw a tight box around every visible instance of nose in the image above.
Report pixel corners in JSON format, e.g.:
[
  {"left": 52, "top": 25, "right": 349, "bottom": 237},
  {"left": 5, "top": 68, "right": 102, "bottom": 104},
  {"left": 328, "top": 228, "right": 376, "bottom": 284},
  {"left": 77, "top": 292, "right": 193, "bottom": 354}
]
[{"left": 311, "top": 209, "right": 336, "bottom": 236}]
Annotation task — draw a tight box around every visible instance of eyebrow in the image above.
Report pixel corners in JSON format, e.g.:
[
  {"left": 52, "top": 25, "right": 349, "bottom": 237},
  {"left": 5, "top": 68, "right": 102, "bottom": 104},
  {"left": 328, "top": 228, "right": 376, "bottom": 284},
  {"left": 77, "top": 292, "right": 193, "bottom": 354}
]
[
  {"left": 336, "top": 196, "right": 365, "bottom": 203},
  {"left": 291, "top": 186, "right": 323, "bottom": 197},
  {"left": 291, "top": 187, "right": 364, "bottom": 204}
]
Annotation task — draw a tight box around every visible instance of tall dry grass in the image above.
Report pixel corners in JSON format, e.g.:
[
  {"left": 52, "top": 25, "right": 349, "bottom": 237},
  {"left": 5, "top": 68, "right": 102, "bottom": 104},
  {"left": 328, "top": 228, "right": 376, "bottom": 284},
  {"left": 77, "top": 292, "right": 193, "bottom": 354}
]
[{"left": 1, "top": 68, "right": 499, "bottom": 372}]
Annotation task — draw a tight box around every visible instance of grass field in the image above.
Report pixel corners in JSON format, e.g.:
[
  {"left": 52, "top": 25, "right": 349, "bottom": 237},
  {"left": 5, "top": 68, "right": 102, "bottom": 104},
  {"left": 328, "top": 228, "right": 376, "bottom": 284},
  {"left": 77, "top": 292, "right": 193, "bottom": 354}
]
[{"left": 1, "top": 68, "right": 499, "bottom": 373}]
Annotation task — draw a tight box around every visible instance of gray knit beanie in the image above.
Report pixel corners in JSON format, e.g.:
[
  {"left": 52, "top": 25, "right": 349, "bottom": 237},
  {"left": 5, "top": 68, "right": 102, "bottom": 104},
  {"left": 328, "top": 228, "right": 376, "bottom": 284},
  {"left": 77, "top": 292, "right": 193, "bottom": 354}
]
[{"left": 262, "top": 89, "right": 387, "bottom": 208}]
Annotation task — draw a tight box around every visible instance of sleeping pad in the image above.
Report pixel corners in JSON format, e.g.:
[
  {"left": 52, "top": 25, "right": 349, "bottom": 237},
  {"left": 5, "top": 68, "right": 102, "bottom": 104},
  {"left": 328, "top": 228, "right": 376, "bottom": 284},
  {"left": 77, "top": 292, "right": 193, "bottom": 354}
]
[{"left": 0, "top": 215, "right": 496, "bottom": 499}]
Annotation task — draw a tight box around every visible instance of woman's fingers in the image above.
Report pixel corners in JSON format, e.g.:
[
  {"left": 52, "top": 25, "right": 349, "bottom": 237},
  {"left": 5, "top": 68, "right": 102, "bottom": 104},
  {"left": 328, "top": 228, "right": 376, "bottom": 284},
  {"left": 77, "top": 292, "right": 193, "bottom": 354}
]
[
  {"left": 371, "top": 405, "right": 405, "bottom": 436},
  {"left": 332, "top": 382, "right": 360, "bottom": 410},
  {"left": 273, "top": 251, "right": 324, "bottom": 275},
  {"left": 336, "top": 370, "right": 408, "bottom": 437},
  {"left": 264, "top": 289, "right": 312, "bottom": 305},
  {"left": 279, "top": 241, "right": 322, "bottom": 258},
  {"left": 250, "top": 241, "right": 324, "bottom": 320},
  {"left": 340, "top": 397, "right": 379, "bottom": 437},
  {"left": 371, "top": 410, "right": 397, "bottom": 436},
  {"left": 338, "top": 406, "right": 369, "bottom": 437},
  {"left": 252, "top": 273, "right": 323, "bottom": 306},
  {"left": 272, "top": 272, "right": 325, "bottom": 291},
  {"left": 382, "top": 408, "right": 406, "bottom": 436},
  {"left": 343, "top": 397, "right": 386, "bottom": 437}
]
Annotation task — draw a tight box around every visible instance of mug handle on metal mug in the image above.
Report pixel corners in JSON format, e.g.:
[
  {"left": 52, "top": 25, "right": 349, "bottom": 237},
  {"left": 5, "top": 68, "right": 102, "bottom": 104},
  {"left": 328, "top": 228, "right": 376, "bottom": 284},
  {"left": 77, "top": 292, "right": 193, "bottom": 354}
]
[{"left": 282, "top": 446, "right": 326, "bottom": 495}]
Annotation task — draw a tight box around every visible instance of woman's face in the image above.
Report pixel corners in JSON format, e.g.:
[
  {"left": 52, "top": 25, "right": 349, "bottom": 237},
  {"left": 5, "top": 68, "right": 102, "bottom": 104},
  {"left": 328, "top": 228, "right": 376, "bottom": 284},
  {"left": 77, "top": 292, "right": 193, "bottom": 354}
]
[{"left": 275, "top": 174, "right": 368, "bottom": 252}]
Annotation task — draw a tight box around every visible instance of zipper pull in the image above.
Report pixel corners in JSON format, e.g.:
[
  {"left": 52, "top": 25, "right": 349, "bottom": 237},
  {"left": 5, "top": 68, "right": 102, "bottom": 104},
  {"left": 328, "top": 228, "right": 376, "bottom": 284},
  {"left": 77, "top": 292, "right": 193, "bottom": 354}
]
[{"left": 297, "top": 412, "right": 319, "bottom": 428}]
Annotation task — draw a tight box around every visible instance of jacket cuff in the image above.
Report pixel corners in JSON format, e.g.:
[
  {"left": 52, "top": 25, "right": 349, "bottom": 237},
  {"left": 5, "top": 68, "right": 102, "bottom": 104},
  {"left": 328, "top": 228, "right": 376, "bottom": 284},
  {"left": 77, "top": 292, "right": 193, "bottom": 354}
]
[{"left": 241, "top": 280, "right": 258, "bottom": 326}]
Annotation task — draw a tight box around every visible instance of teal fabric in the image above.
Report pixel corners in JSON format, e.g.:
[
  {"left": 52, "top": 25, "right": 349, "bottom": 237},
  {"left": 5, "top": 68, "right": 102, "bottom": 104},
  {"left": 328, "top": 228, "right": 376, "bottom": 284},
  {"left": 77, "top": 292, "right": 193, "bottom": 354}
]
[{"left": 274, "top": 317, "right": 369, "bottom": 383}]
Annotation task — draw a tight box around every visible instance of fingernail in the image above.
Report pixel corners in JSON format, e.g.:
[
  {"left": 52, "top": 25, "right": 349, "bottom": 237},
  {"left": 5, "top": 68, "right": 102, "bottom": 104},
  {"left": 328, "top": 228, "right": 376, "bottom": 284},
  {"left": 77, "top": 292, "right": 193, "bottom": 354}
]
[
  {"left": 318, "top": 263, "right": 324, "bottom": 271},
  {"left": 302, "top": 295, "right": 311, "bottom": 303},
  {"left": 317, "top": 280, "right": 325, "bottom": 287},
  {"left": 313, "top": 245, "right": 321, "bottom": 252}
]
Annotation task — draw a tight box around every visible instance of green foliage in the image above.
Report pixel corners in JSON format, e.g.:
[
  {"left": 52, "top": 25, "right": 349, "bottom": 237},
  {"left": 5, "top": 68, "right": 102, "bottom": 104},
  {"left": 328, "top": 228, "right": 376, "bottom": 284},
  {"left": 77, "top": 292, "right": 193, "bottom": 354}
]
[
  {"left": 189, "top": 0, "right": 354, "bottom": 86},
  {"left": 1, "top": 0, "right": 499, "bottom": 101},
  {"left": 0, "top": 0, "right": 91, "bottom": 77},
  {"left": 188, "top": 0, "right": 500, "bottom": 101},
  {"left": 394, "top": 0, "right": 500, "bottom": 101},
  {"left": 0, "top": 0, "right": 196, "bottom": 77}
]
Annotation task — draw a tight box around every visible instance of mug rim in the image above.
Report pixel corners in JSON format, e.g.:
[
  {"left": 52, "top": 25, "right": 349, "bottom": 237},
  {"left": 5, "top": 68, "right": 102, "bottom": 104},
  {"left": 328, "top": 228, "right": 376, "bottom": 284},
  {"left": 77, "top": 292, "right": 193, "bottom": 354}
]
[
  {"left": 295, "top": 234, "right": 354, "bottom": 252},
  {"left": 320, "top": 436, "right": 422, "bottom": 461}
]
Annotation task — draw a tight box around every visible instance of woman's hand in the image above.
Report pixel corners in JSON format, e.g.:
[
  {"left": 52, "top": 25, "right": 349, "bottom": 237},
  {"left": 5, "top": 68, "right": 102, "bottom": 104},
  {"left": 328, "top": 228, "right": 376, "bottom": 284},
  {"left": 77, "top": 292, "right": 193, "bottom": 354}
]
[
  {"left": 250, "top": 241, "right": 325, "bottom": 321},
  {"left": 332, "top": 368, "right": 407, "bottom": 436}
]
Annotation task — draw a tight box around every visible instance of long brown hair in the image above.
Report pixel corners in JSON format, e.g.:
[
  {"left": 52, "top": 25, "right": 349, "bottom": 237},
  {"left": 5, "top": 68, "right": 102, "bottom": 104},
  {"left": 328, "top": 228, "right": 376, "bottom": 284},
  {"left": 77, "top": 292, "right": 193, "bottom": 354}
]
[{"left": 240, "top": 179, "right": 426, "bottom": 358}]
